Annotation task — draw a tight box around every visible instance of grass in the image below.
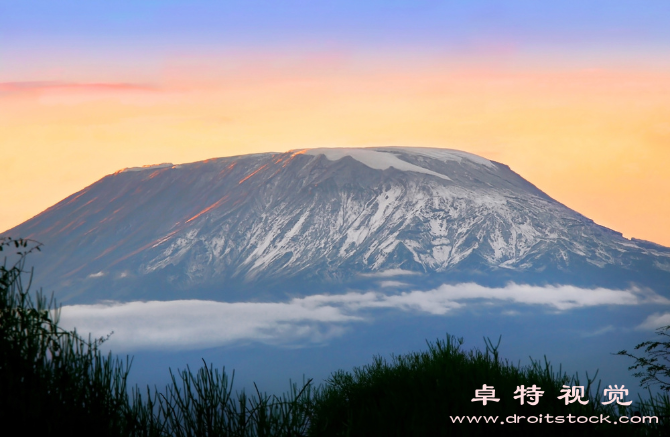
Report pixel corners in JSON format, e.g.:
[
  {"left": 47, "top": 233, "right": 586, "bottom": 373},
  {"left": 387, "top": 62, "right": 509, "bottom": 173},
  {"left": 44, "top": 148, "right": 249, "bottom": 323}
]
[
  {"left": 2, "top": 237, "right": 669, "bottom": 436},
  {"left": 125, "top": 363, "right": 315, "bottom": 437},
  {"left": 0, "top": 238, "right": 315, "bottom": 437},
  {"left": 309, "top": 334, "right": 670, "bottom": 436}
]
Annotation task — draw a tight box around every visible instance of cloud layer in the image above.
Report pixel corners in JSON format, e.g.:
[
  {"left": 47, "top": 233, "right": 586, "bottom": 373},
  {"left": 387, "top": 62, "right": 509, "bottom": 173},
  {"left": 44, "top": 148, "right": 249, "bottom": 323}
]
[
  {"left": 637, "top": 312, "right": 670, "bottom": 331},
  {"left": 58, "top": 283, "right": 669, "bottom": 351}
]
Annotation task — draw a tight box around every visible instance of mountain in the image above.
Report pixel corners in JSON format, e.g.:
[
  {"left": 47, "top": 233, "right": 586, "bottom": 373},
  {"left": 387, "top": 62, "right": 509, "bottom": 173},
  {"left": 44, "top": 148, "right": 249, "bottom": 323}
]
[{"left": 4, "top": 147, "right": 670, "bottom": 303}]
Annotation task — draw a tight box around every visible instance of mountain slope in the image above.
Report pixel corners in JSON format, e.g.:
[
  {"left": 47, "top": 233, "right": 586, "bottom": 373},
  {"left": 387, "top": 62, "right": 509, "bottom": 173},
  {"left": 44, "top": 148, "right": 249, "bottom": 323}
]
[{"left": 4, "top": 147, "right": 670, "bottom": 303}]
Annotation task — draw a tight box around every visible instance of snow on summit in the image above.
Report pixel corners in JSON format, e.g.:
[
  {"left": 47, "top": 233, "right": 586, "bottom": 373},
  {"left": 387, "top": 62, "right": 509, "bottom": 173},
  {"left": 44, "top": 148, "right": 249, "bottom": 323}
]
[
  {"left": 4, "top": 146, "right": 670, "bottom": 304},
  {"left": 303, "top": 147, "right": 495, "bottom": 179},
  {"left": 385, "top": 147, "right": 496, "bottom": 168}
]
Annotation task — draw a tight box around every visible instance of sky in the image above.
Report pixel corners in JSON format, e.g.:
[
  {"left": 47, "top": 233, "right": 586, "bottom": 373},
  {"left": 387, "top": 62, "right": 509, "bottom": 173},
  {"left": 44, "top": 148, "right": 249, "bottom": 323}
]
[{"left": 2, "top": 1, "right": 670, "bottom": 246}]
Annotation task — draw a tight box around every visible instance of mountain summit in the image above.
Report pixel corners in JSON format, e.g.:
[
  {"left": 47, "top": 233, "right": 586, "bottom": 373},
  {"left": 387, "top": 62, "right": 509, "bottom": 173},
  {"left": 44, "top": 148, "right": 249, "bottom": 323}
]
[{"left": 5, "top": 147, "right": 670, "bottom": 303}]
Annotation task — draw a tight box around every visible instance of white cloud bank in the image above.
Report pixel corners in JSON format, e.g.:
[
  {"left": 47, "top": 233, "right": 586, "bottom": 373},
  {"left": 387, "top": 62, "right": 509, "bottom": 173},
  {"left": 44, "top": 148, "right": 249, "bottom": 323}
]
[
  {"left": 358, "top": 269, "right": 421, "bottom": 278},
  {"left": 58, "top": 283, "right": 669, "bottom": 351},
  {"left": 59, "top": 299, "right": 360, "bottom": 351},
  {"left": 636, "top": 312, "right": 670, "bottom": 331}
]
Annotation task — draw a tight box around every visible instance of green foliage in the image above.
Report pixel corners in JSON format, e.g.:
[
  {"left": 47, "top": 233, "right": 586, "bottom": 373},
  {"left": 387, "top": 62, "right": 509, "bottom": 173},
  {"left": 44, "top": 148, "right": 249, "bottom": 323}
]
[
  {"left": 0, "top": 237, "right": 132, "bottom": 436},
  {"left": 0, "top": 237, "right": 314, "bottom": 436},
  {"left": 616, "top": 325, "right": 670, "bottom": 392},
  {"left": 633, "top": 388, "right": 670, "bottom": 436},
  {"left": 2, "top": 236, "right": 668, "bottom": 435},
  {"left": 616, "top": 325, "right": 670, "bottom": 435},
  {"left": 308, "top": 334, "right": 647, "bottom": 436},
  {"left": 125, "top": 362, "right": 315, "bottom": 436}
]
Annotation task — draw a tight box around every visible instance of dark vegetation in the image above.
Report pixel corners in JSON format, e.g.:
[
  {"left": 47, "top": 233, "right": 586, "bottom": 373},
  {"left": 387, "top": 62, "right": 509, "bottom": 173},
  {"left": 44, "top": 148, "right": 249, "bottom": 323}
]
[
  {"left": 0, "top": 237, "right": 313, "bottom": 437},
  {"left": 1, "top": 237, "right": 669, "bottom": 436},
  {"left": 617, "top": 325, "right": 670, "bottom": 392}
]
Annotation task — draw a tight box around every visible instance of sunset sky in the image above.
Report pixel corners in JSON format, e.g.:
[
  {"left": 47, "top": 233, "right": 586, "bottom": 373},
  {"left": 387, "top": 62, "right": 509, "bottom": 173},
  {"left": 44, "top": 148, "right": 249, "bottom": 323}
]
[{"left": 2, "top": 1, "right": 670, "bottom": 246}]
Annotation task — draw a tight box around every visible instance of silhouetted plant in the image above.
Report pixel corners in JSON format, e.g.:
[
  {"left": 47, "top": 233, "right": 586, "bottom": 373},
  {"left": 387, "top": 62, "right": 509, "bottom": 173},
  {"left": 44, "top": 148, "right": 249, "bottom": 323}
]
[
  {"left": 616, "top": 325, "right": 670, "bottom": 434},
  {"left": 616, "top": 325, "right": 670, "bottom": 392},
  {"left": 4, "top": 236, "right": 668, "bottom": 435},
  {"left": 0, "top": 237, "right": 316, "bottom": 436},
  {"left": 0, "top": 237, "right": 133, "bottom": 436},
  {"left": 140, "top": 361, "right": 315, "bottom": 436},
  {"left": 309, "top": 334, "right": 645, "bottom": 436}
]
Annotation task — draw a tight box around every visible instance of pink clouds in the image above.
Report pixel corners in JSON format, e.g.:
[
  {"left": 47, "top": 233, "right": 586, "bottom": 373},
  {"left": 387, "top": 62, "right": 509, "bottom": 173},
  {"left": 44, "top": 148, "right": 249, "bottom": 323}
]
[{"left": 0, "top": 81, "right": 157, "bottom": 94}]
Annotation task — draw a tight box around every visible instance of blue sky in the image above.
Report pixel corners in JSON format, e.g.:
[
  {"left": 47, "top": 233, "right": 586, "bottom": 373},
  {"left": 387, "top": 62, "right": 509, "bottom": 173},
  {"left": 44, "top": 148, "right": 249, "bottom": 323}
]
[{"left": 3, "top": 1, "right": 670, "bottom": 53}]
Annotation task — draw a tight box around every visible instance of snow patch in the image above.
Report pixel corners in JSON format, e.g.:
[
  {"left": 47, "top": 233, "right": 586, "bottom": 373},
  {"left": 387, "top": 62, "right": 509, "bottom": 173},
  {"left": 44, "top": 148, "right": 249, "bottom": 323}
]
[
  {"left": 381, "top": 147, "right": 496, "bottom": 168},
  {"left": 304, "top": 148, "right": 451, "bottom": 180},
  {"left": 118, "top": 163, "right": 173, "bottom": 173}
]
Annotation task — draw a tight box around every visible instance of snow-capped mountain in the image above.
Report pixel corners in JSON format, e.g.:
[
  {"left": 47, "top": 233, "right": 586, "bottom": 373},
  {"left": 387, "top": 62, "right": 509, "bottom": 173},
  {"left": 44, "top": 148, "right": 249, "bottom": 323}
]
[{"left": 5, "top": 147, "right": 670, "bottom": 303}]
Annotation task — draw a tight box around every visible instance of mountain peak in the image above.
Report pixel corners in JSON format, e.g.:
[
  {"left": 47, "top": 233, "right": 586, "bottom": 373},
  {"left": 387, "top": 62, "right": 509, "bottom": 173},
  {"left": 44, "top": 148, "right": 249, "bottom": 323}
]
[
  {"left": 4, "top": 147, "right": 670, "bottom": 303},
  {"left": 302, "top": 146, "right": 496, "bottom": 173}
]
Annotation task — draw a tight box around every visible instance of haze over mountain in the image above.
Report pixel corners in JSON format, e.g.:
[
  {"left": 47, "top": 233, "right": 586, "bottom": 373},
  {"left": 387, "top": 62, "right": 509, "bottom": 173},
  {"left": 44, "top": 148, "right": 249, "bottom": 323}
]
[{"left": 4, "top": 147, "right": 670, "bottom": 304}]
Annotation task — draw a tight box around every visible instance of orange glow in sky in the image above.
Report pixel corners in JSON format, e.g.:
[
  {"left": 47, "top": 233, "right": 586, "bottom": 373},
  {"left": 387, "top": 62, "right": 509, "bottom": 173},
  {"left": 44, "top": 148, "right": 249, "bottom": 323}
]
[{"left": 2, "top": 54, "right": 670, "bottom": 246}]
